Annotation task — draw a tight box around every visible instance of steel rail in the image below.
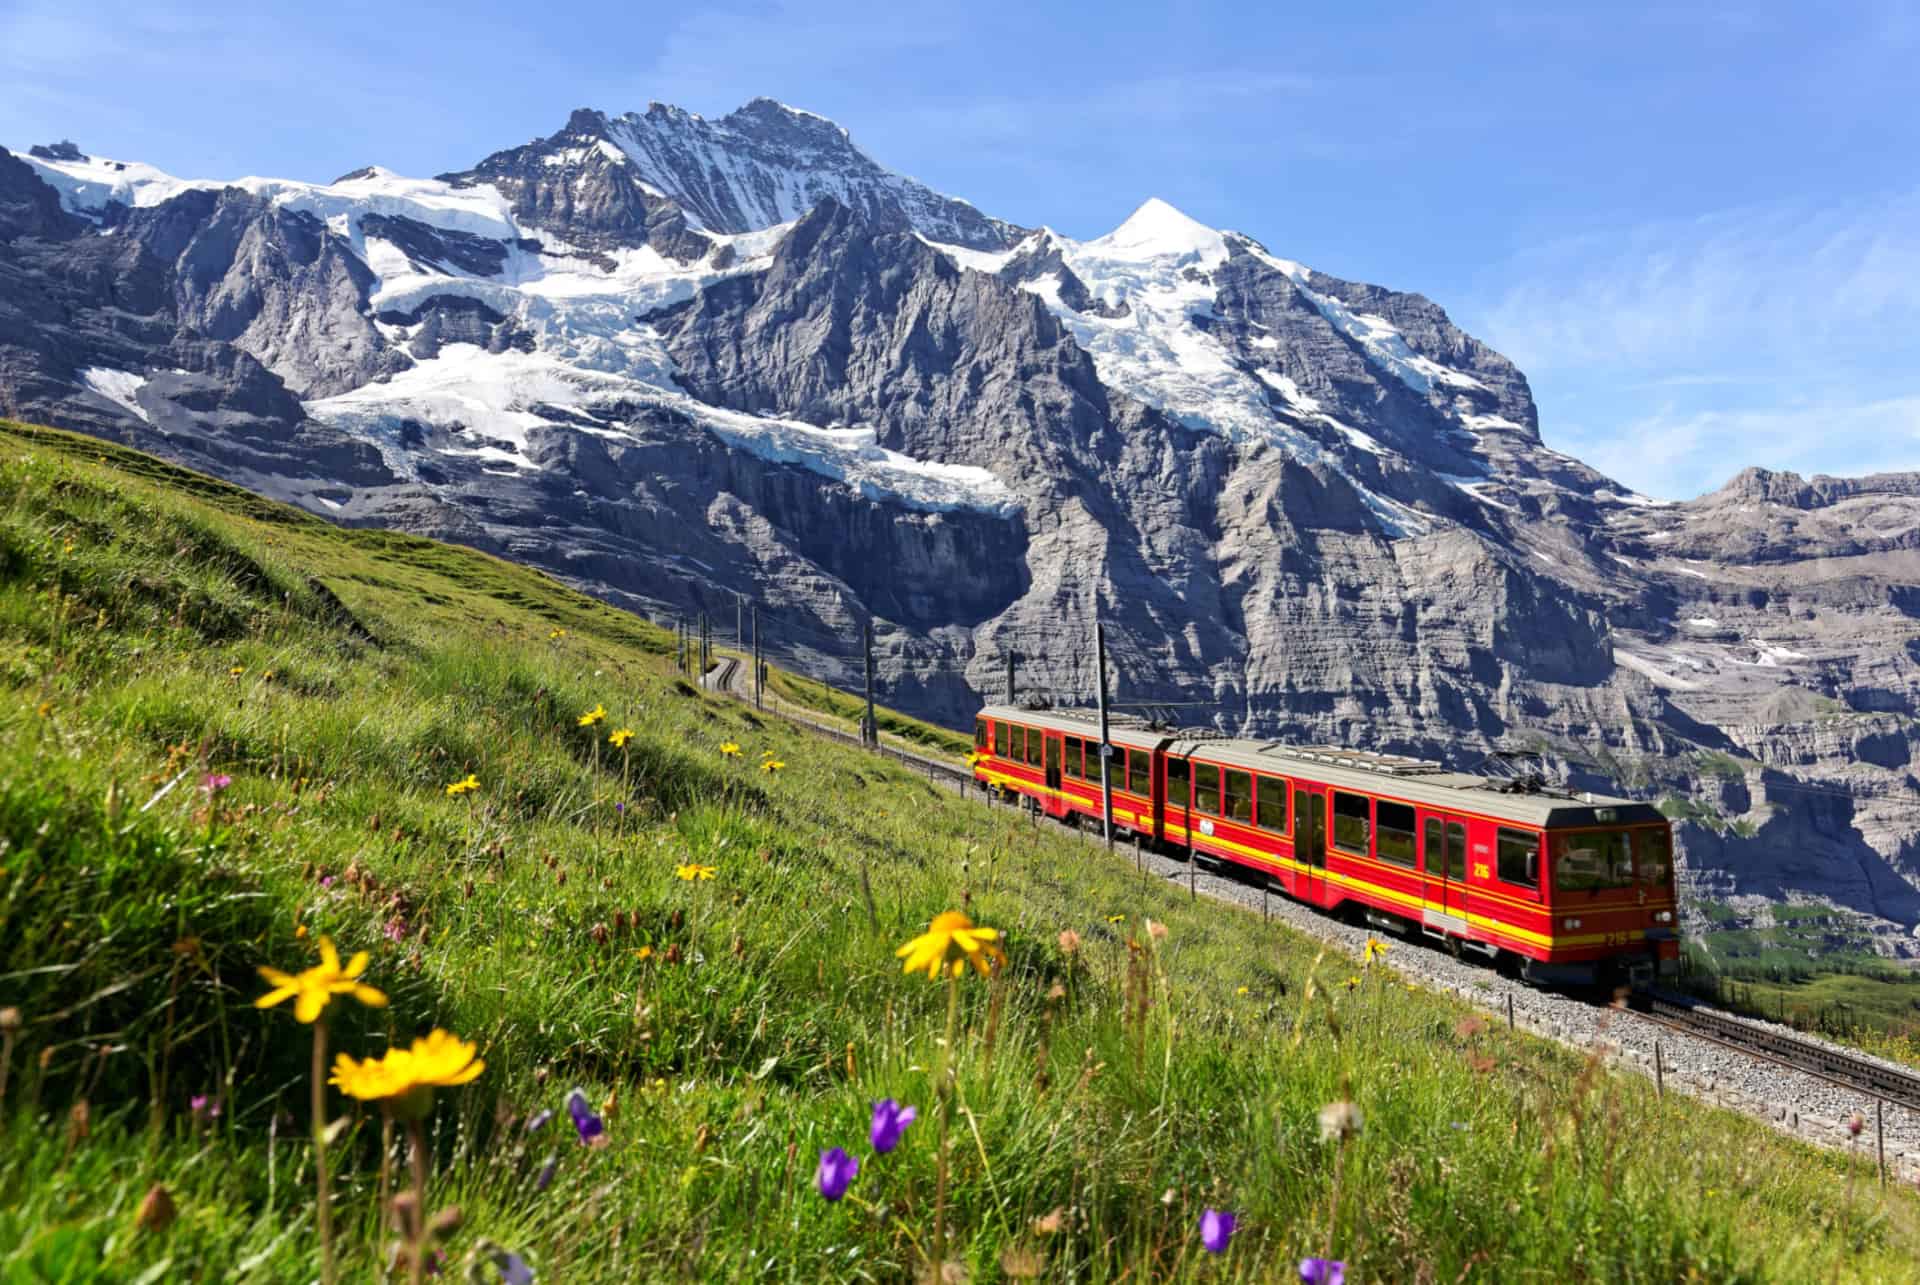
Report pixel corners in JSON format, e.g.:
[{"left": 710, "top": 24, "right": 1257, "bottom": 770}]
[{"left": 1633, "top": 995, "right": 1920, "bottom": 1110}]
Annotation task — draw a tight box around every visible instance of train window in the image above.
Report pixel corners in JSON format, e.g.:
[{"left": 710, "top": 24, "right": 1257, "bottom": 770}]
[
  {"left": 1497, "top": 827, "right": 1540, "bottom": 889},
  {"left": 1127, "top": 749, "right": 1151, "bottom": 796},
  {"left": 1167, "top": 757, "right": 1190, "bottom": 808},
  {"left": 992, "top": 720, "right": 1007, "bottom": 758},
  {"left": 1376, "top": 800, "right": 1417, "bottom": 867},
  {"left": 1639, "top": 828, "right": 1673, "bottom": 886},
  {"left": 1332, "top": 791, "right": 1371, "bottom": 856},
  {"left": 1025, "top": 727, "right": 1042, "bottom": 767},
  {"left": 1447, "top": 823, "right": 1467, "bottom": 881},
  {"left": 1044, "top": 735, "right": 1059, "bottom": 777},
  {"left": 1223, "top": 769, "right": 1253, "bottom": 823},
  {"left": 1193, "top": 762, "right": 1221, "bottom": 814},
  {"left": 1424, "top": 817, "right": 1441, "bottom": 867},
  {"left": 975, "top": 718, "right": 988, "bottom": 751},
  {"left": 1256, "top": 776, "right": 1289, "bottom": 833},
  {"left": 1551, "top": 831, "right": 1635, "bottom": 892},
  {"left": 1063, "top": 736, "right": 1081, "bottom": 779}
]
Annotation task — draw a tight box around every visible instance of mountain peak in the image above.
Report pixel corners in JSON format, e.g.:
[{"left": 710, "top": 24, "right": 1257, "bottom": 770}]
[{"left": 1087, "top": 197, "right": 1227, "bottom": 264}]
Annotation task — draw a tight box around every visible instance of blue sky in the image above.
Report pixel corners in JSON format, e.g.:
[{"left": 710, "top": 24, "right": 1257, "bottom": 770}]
[{"left": 4, "top": 0, "right": 1916, "bottom": 498}]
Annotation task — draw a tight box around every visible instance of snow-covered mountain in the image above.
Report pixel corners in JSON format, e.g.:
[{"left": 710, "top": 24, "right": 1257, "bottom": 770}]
[{"left": 2, "top": 106, "right": 1917, "bottom": 950}]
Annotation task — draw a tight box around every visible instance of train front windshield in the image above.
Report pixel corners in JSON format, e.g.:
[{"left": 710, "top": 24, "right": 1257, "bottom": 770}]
[{"left": 1550, "top": 827, "right": 1674, "bottom": 895}]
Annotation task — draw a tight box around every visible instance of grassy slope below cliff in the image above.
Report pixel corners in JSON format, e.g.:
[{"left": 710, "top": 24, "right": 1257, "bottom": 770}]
[{"left": 2, "top": 419, "right": 1918, "bottom": 1282}]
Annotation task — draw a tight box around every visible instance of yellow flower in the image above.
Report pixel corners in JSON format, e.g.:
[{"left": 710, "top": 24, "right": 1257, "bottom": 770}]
[
  {"left": 761, "top": 748, "right": 776, "bottom": 758},
  {"left": 675, "top": 863, "right": 717, "bottom": 881},
  {"left": 548, "top": 628, "right": 567, "bottom": 640},
  {"left": 1235, "top": 985, "right": 1250, "bottom": 996},
  {"left": 329, "top": 1029, "right": 484, "bottom": 1109},
  {"left": 719, "top": 741, "right": 742, "bottom": 758},
  {"left": 1363, "top": 936, "right": 1390, "bottom": 967},
  {"left": 609, "top": 728, "right": 634, "bottom": 748},
  {"left": 35, "top": 701, "right": 52, "bottom": 719},
  {"left": 578, "top": 703, "right": 607, "bottom": 727},
  {"left": 445, "top": 774, "right": 480, "bottom": 796},
  {"left": 255, "top": 937, "right": 388, "bottom": 1024},
  {"left": 229, "top": 666, "right": 245, "bottom": 676},
  {"left": 759, "top": 758, "right": 785, "bottom": 774},
  {"left": 1106, "top": 914, "right": 1126, "bottom": 925},
  {"left": 895, "top": 911, "right": 1006, "bottom": 980},
  {"left": 634, "top": 946, "right": 654, "bottom": 962}
]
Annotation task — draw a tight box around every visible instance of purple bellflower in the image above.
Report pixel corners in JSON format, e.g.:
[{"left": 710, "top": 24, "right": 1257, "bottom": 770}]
[
  {"left": 816, "top": 1146, "right": 859, "bottom": 1201},
  {"left": 1199, "top": 1209, "right": 1236, "bottom": 1254},
  {"left": 565, "top": 1088, "right": 606, "bottom": 1148},
  {"left": 869, "top": 1099, "right": 918, "bottom": 1153},
  {"left": 1300, "top": 1258, "right": 1346, "bottom": 1285}
]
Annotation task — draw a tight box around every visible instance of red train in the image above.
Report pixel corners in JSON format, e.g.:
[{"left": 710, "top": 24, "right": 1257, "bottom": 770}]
[{"left": 973, "top": 703, "right": 1680, "bottom": 986}]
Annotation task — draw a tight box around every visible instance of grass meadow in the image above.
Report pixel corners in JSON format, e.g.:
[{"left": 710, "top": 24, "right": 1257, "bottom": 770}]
[{"left": 3, "top": 418, "right": 1920, "bottom": 1281}]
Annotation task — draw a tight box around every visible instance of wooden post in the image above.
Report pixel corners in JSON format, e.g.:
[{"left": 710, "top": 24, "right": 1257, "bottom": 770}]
[
  {"left": 1506, "top": 993, "right": 1515, "bottom": 1032},
  {"left": 1877, "top": 1099, "right": 1886, "bottom": 1187},
  {"left": 1262, "top": 883, "right": 1269, "bottom": 923},
  {"left": 1095, "top": 619, "right": 1113, "bottom": 852},
  {"left": 1654, "top": 1039, "right": 1664, "bottom": 1099}
]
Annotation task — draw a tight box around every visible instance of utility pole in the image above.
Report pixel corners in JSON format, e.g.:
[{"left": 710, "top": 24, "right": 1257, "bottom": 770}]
[
  {"left": 863, "top": 620, "right": 877, "bottom": 748},
  {"left": 1096, "top": 618, "right": 1113, "bottom": 851},
  {"left": 752, "top": 603, "right": 762, "bottom": 709},
  {"left": 1006, "top": 649, "right": 1016, "bottom": 705},
  {"left": 736, "top": 596, "right": 743, "bottom": 649},
  {"left": 676, "top": 618, "right": 684, "bottom": 673},
  {"left": 700, "top": 612, "right": 710, "bottom": 676}
]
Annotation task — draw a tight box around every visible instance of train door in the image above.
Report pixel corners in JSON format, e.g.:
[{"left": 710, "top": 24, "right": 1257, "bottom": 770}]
[
  {"left": 1426, "top": 816, "right": 1469, "bottom": 923},
  {"left": 1043, "top": 732, "right": 1064, "bottom": 816},
  {"left": 1166, "top": 755, "right": 1192, "bottom": 854},
  {"left": 1300, "top": 789, "right": 1327, "bottom": 902},
  {"left": 1151, "top": 751, "right": 1166, "bottom": 843}
]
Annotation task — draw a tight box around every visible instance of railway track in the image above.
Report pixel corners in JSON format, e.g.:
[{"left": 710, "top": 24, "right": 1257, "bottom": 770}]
[
  {"left": 702, "top": 656, "right": 1920, "bottom": 1133},
  {"left": 703, "top": 656, "right": 976, "bottom": 785},
  {"left": 1633, "top": 994, "right": 1920, "bottom": 1112}
]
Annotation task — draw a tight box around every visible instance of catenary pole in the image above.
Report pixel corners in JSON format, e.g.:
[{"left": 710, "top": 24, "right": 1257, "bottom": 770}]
[
  {"left": 863, "top": 621, "right": 877, "bottom": 748},
  {"left": 752, "top": 603, "right": 762, "bottom": 709},
  {"left": 1096, "top": 618, "right": 1113, "bottom": 851}
]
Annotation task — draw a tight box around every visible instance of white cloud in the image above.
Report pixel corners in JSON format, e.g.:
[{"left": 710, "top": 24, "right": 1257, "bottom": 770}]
[
  {"left": 1463, "top": 188, "right": 1920, "bottom": 498},
  {"left": 1555, "top": 395, "right": 1920, "bottom": 499},
  {"left": 1478, "top": 190, "right": 1920, "bottom": 376}
]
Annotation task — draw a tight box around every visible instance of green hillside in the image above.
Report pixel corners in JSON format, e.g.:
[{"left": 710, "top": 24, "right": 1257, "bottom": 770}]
[{"left": 2, "top": 418, "right": 1916, "bottom": 1282}]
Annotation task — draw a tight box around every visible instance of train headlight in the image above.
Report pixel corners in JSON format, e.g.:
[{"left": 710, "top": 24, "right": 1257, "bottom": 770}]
[
  {"left": 1562, "top": 917, "right": 1582, "bottom": 930},
  {"left": 1654, "top": 910, "right": 1673, "bottom": 923}
]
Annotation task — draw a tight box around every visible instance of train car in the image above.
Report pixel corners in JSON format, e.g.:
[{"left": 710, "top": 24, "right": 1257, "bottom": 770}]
[
  {"left": 973, "top": 704, "right": 1169, "bottom": 836},
  {"left": 972, "top": 705, "right": 1680, "bottom": 987}
]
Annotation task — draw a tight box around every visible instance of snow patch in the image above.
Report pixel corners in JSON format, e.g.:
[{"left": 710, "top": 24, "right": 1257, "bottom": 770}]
[
  {"left": 1616, "top": 651, "right": 1700, "bottom": 691},
  {"left": 1084, "top": 198, "right": 1228, "bottom": 265},
  {"left": 81, "top": 367, "right": 149, "bottom": 423},
  {"left": 1753, "top": 640, "right": 1809, "bottom": 666},
  {"left": 304, "top": 344, "right": 1017, "bottom": 515}
]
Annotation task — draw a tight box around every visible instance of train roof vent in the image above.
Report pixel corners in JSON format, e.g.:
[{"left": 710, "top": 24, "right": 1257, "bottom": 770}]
[{"left": 1258, "top": 744, "right": 1448, "bottom": 776}]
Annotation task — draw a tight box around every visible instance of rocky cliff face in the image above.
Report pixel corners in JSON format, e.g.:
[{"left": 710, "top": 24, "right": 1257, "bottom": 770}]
[{"left": 1, "top": 103, "right": 1915, "bottom": 951}]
